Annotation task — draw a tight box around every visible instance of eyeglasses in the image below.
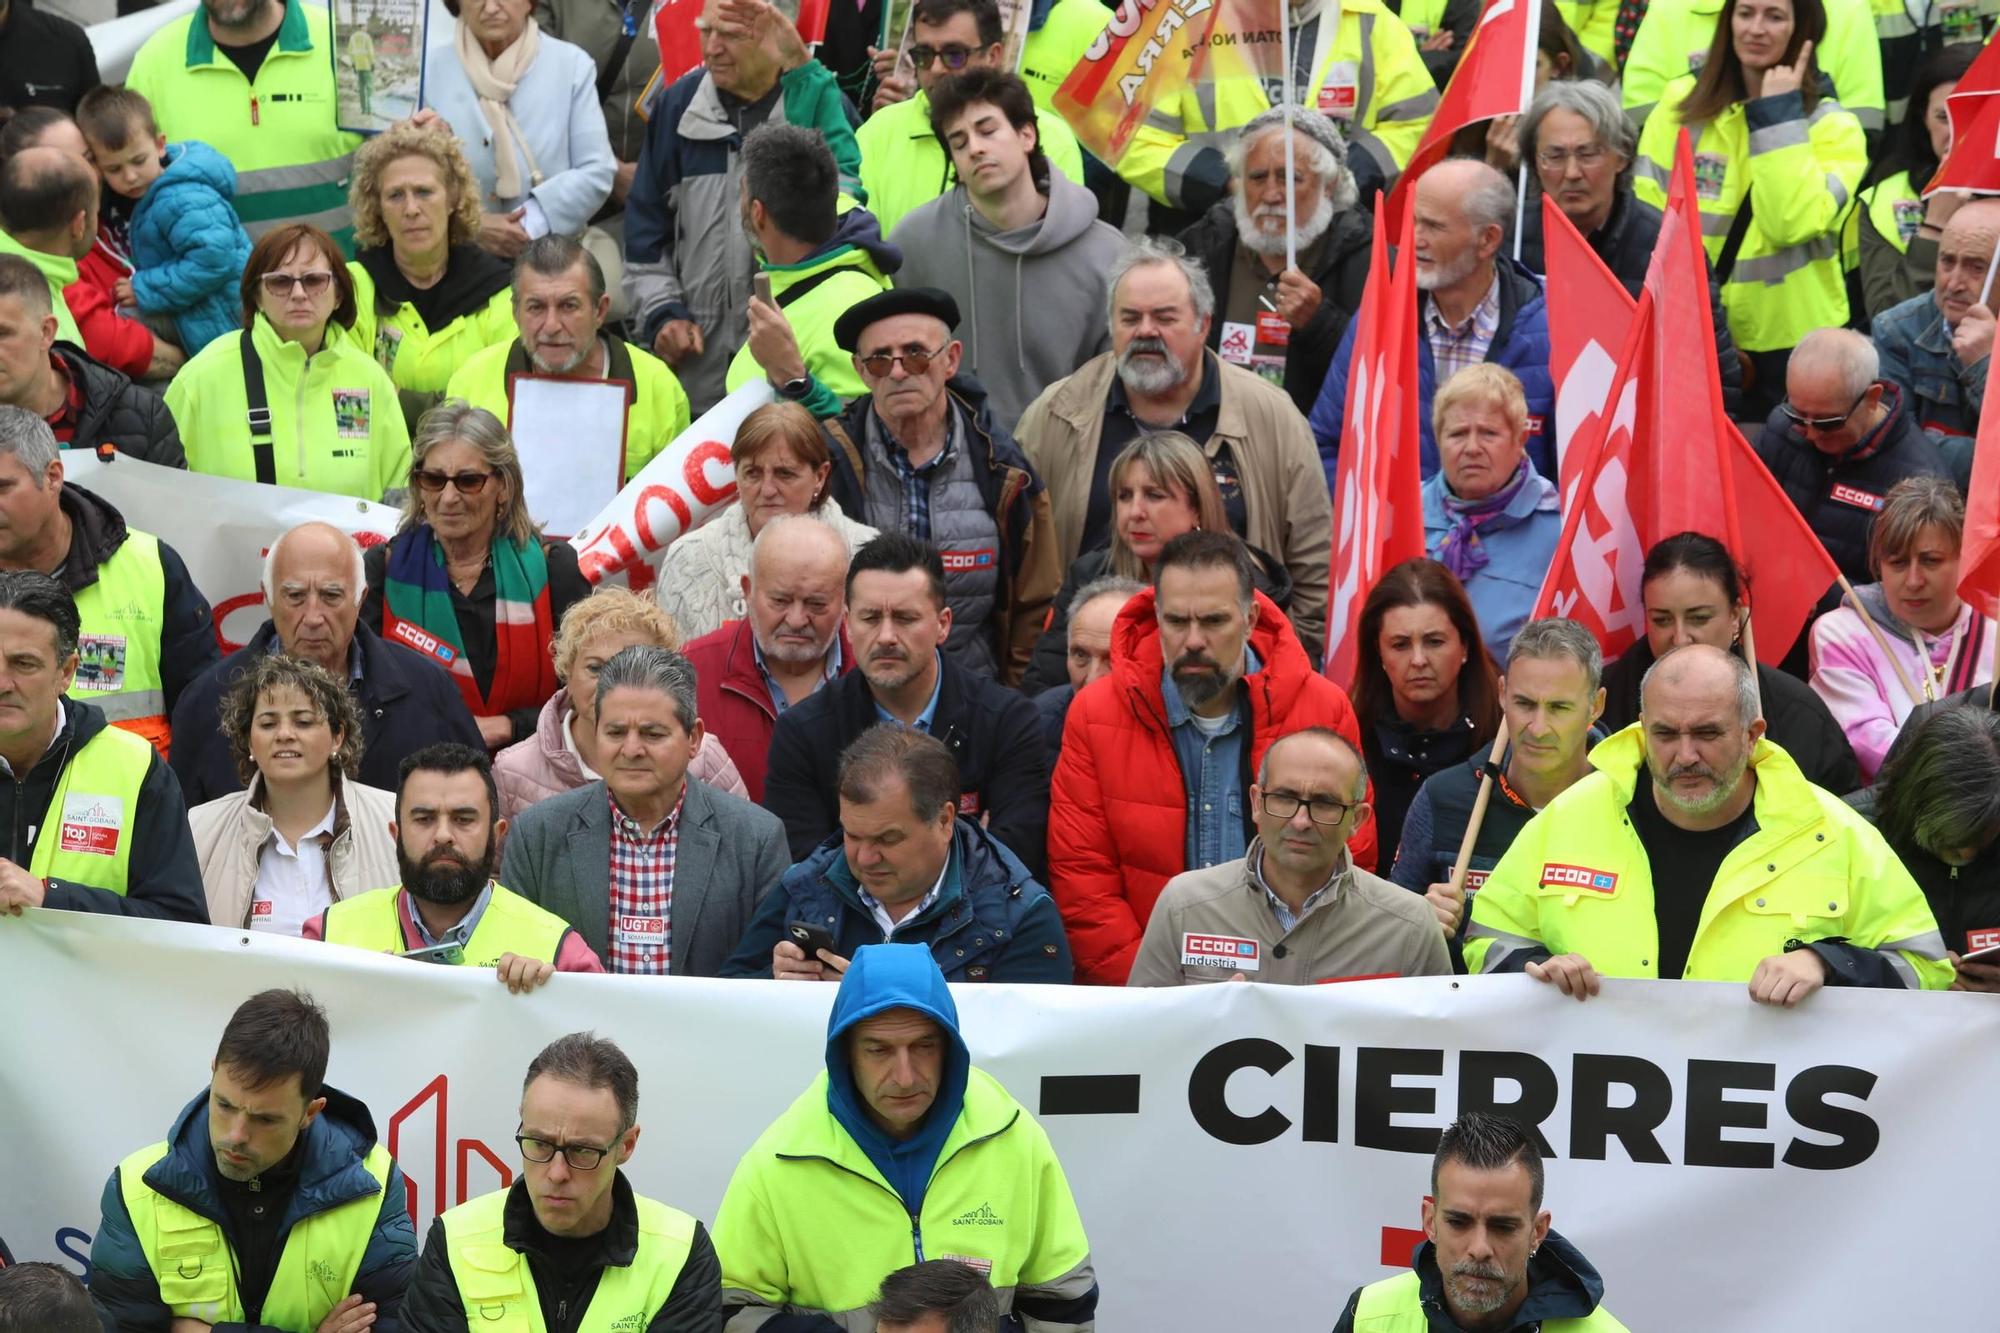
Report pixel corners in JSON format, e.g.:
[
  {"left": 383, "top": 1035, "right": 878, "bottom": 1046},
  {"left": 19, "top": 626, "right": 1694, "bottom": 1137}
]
[
  {"left": 1534, "top": 145, "right": 1610, "bottom": 172},
  {"left": 515, "top": 1132, "right": 614, "bottom": 1170},
  {"left": 411, "top": 468, "right": 495, "bottom": 495},
  {"left": 1259, "top": 791, "right": 1358, "bottom": 826},
  {"left": 858, "top": 345, "right": 946, "bottom": 377},
  {"left": 909, "top": 43, "right": 979, "bottom": 70},
  {"left": 259, "top": 271, "right": 334, "bottom": 297},
  {"left": 1780, "top": 387, "right": 1869, "bottom": 433}
]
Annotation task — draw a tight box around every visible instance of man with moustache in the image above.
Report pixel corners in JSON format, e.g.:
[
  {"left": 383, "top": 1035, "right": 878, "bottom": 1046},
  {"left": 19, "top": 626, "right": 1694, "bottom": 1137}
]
[
  {"left": 1465, "top": 645, "right": 1953, "bottom": 1002},
  {"left": 307, "top": 742, "right": 603, "bottom": 988}
]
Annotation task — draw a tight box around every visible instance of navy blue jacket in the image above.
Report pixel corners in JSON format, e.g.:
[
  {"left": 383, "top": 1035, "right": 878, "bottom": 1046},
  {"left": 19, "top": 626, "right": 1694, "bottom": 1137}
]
[
  {"left": 90, "top": 1086, "right": 416, "bottom": 1333},
  {"left": 1309, "top": 257, "right": 1556, "bottom": 486},
  {"left": 719, "top": 818, "right": 1074, "bottom": 983}
]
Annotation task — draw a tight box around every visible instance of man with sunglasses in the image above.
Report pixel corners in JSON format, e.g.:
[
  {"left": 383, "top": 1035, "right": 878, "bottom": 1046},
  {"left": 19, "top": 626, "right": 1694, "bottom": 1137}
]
[
  {"left": 402, "top": 1032, "right": 723, "bottom": 1331},
  {"left": 1128, "top": 726, "right": 1447, "bottom": 984},
  {"left": 1753, "top": 326, "right": 1956, "bottom": 584},
  {"left": 854, "top": 0, "right": 1086, "bottom": 235}
]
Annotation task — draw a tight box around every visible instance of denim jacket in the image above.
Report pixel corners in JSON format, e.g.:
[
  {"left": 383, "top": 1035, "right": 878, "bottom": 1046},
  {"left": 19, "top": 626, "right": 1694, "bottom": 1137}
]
[{"left": 1873, "top": 291, "right": 1985, "bottom": 486}]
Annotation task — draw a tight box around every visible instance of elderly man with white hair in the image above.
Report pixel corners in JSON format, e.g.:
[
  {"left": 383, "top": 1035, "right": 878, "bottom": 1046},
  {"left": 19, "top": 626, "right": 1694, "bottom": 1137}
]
[
  {"left": 169, "top": 520, "right": 484, "bottom": 805},
  {"left": 1753, "top": 326, "right": 1956, "bottom": 584},
  {"left": 1176, "top": 107, "right": 1373, "bottom": 417}
]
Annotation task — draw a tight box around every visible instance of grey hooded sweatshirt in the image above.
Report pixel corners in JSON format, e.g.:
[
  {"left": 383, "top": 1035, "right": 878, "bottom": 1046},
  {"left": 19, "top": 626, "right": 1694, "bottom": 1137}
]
[{"left": 891, "top": 171, "right": 1127, "bottom": 430}]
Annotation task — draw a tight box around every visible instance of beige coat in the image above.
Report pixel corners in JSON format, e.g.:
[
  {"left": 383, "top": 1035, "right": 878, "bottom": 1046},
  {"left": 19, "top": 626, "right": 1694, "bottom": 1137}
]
[
  {"left": 1014, "top": 350, "right": 1332, "bottom": 660},
  {"left": 190, "top": 775, "right": 402, "bottom": 931}
]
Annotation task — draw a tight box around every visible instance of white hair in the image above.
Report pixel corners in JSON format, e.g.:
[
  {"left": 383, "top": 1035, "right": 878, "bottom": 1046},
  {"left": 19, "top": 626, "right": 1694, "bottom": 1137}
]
[{"left": 261, "top": 522, "right": 367, "bottom": 605}]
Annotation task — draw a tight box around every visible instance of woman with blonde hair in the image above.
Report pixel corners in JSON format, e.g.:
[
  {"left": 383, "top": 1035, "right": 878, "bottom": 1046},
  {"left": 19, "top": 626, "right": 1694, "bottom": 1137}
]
[
  {"left": 493, "top": 586, "right": 747, "bottom": 819},
  {"left": 343, "top": 122, "right": 516, "bottom": 424},
  {"left": 1024, "top": 432, "right": 1290, "bottom": 692},
  {"left": 362, "top": 400, "right": 591, "bottom": 750}
]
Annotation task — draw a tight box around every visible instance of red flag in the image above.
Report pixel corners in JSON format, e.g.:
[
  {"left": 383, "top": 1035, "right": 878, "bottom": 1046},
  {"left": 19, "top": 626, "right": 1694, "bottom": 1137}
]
[
  {"left": 655, "top": 0, "right": 831, "bottom": 92},
  {"left": 1958, "top": 390, "right": 2000, "bottom": 619},
  {"left": 1541, "top": 195, "right": 1632, "bottom": 498},
  {"left": 1534, "top": 130, "right": 1839, "bottom": 665},
  {"left": 1924, "top": 36, "right": 2000, "bottom": 196},
  {"left": 1381, "top": 0, "right": 1539, "bottom": 231},
  {"left": 1325, "top": 197, "right": 1426, "bottom": 687}
]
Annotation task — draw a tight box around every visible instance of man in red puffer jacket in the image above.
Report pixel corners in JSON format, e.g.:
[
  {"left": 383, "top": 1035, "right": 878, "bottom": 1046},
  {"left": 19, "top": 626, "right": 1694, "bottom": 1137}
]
[{"left": 1051, "top": 531, "right": 1375, "bottom": 985}]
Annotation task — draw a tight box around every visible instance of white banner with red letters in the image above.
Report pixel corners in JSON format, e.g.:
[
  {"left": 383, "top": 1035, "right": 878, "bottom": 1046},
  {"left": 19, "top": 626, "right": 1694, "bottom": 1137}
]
[{"left": 3, "top": 910, "right": 1993, "bottom": 1328}]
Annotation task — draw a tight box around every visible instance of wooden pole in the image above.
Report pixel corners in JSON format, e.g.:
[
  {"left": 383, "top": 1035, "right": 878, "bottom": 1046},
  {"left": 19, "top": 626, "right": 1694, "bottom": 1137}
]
[
  {"left": 1835, "top": 573, "right": 1925, "bottom": 705},
  {"left": 1445, "top": 718, "right": 1512, "bottom": 927},
  {"left": 1737, "top": 612, "right": 1764, "bottom": 717}
]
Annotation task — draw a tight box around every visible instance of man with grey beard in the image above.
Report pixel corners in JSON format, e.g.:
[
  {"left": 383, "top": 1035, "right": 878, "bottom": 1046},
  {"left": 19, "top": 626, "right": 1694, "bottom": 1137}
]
[
  {"left": 1310, "top": 157, "right": 1556, "bottom": 488},
  {"left": 1017, "top": 237, "right": 1332, "bottom": 662},
  {"left": 1177, "top": 109, "right": 1374, "bottom": 417}
]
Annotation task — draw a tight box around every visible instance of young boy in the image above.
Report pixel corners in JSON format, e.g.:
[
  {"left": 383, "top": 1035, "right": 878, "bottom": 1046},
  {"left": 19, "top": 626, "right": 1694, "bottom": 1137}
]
[{"left": 75, "top": 86, "right": 252, "bottom": 357}]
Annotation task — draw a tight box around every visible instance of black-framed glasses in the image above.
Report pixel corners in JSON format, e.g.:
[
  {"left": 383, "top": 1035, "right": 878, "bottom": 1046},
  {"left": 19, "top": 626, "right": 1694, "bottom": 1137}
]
[
  {"left": 858, "top": 345, "right": 946, "bottom": 377},
  {"left": 411, "top": 468, "right": 495, "bottom": 495},
  {"left": 1781, "top": 387, "right": 1869, "bottom": 433},
  {"left": 515, "top": 1132, "right": 614, "bottom": 1170},
  {"left": 1534, "top": 144, "right": 1610, "bottom": 172},
  {"left": 1259, "top": 791, "right": 1358, "bottom": 826},
  {"left": 259, "top": 271, "right": 334, "bottom": 297},
  {"left": 909, "top": 43, "right": 978, "bottom": 70}
]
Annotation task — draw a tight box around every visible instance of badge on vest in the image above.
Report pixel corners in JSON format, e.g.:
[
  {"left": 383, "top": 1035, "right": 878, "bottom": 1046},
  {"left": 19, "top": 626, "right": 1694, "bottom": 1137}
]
[
  {"left": 332, "top": 388, "right": 372, "bottom": 438},
  {"left": 957, "top": 790, "right": 982, "bottom": 816},
  {"left": 615, "top": 914, "right": 667, "bottom": 947},
  {"left": 1693, "top": 152, "right": 1729, "bottom": 203},
  {"left": 374, "top": 325, "right": 404, "bottom": 371},
  {"left": 939, "top": 1254, "right": 995, "bottom": 1278},
  {"left": 940, "top": 548, "right": 998, "bottom": 572},
  {"left": 58, "top": 793, "right": 123, "bottom": 856},
  {"left": 1316, "top": 64, "right": 1358, "bottom": 118},
  {"left": 1463, "top": 868, "right": 1490, "bottom": 891},
  {"left": 1830, "top": 483, "right": 1885, "bottom": 513},
  {"left": 1183, "top": 932, "right": 1261, "bottom": 970},
  {"left": 76, "top": 634, "right": 127, "bottom": 692},
  {"left": 1219, "top": 321, "right": 1257, "bottom": 365},
  {"left": 1540, "top": 862, "right": 1617, "bottom": 893},
  {"left": 390, "top": 620, "right": 460, "bottom": 667},
  {"left": 1967, "top": 927, "right": 2000, "bottom": 952},
  {"left": 1892, "top": 197, "right": 1925, "bottom": 246}
]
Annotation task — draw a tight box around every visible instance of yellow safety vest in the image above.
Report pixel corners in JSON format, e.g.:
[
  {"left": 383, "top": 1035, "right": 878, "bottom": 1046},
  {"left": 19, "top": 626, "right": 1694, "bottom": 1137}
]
[
  {"left": 71, "top": 530, "right": 171, "bottom": 755},
  {"left": 1869, "top": 0, "right": 1995, "bottom": 121},
  {"left": 319, "top": 882, "right": 572, "bottom": 966},
  {"left": 1018, "top": 0, "right": 1116, "bottom": 118},
  {"left": 0, "top": 230, "right": 85, "bottom": 347},
  {"left": 28, "top": 721, "right": 154, "bottom": 894},
  {"left": 1621, "top": 0, "right": 1885, "bottom": 133},
  {"left": 1351, "top": 1272, "right": 1631, "bottom": 1331},
  {"left": 115, "top": 1138, "right": 392, "bottom": 1329},
  {"left": 441, "top": 1187, "right": 698, "bottom": 1332},
  {"left": 342, "top": 262, "right": 516, "bottom": 420},
  {"left": 443, "top": 338, "right": 690, "bottom": 485}
]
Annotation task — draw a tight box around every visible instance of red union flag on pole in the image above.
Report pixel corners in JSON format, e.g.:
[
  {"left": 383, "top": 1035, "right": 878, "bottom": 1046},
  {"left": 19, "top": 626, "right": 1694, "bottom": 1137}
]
[
  {"left": 1324, "top": 196, "right": 1425, "bottom": 687},
  {"left": 1958, "top": 390, "right": 2000, "bottom": 620},
  {"left": 1541, "top": 195, "right": 1631, "bottom": 497},
  {"left": 1924, "top": 35, "right": 2000, "bottom": 196},
  {"left": 1381, "top": 0, "right": 1540, "bottom": 231}
]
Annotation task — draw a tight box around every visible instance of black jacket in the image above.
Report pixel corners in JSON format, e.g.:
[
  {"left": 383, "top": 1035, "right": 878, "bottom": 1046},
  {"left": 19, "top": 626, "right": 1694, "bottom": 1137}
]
[
  {"left": 21, "top": 695, "right": 205, "bottom": 921},
  {"left": 764, "top": 652, "right": 1051, "bottom": 877},
  {"left": 1600, "top": 640, "right": 1860, "bottom": 795},
  {"left": 1754, "top": 381, "right": 1954, "bottom": 583},
  {"left": 400, "top": 1175, "right": 722, "bottom": 1333},
  {"left": 0, "top": 0, "right": 98, "bottom": 113},
  {"left": 58, "top": 482, "right": 218, "bottom": 717},
  {"left": 1364, "top": 713, "right": 1485, "bottom": 878},
  {"left": 1517, "top": 188, "right": 1743, "bottom": 420},
  {"left": 57, "top": 342, "right": 185, "bottom": 467},
  {"left": 169, "top": 619, "right": 483, "bottom": 806},
  {"left": 1330, "top": 1231, "right": 1616, "bottom": 1332},
  {"left": 1177, "top": 201, "right": 1375, "bottom": 417}
]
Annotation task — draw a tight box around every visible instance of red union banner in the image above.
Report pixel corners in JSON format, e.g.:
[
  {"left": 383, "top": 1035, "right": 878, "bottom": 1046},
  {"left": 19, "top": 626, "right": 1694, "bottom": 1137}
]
[
  {"left": 1382, "top": 0, "right": 1540, "bottom": 230},
  {"left": 1924, "top": 36, "right": 2000, "bottom": 196}
]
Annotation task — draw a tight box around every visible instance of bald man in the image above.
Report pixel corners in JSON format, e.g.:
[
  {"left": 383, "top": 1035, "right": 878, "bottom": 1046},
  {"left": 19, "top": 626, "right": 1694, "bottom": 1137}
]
[
  {"left": 169, "top": 521, "right": 483, "bottom": 805},
  {"left": 683, "top": 513, "right": 855, "bottom": 803},
  {"left": 1311, "top": 157, "right": 1557, "bottom": 485},
  {"left": 1465, "top": 644, "right": 1952, "bottom": 1004},
  {"left": 1874, "top": 197, "right": 1998, "bottom": 457},
  {"left": 1755, "top": 326, "right": 1956, "bottom": 582},
  {"left": 0, "top": 145, "right": 94, "bottom": 349}
]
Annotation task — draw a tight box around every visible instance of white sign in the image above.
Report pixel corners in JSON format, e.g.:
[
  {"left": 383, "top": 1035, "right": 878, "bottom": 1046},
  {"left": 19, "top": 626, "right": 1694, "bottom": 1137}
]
[
  {"left": 507, "top": 375, "right": 634, "bottom": 539},
  {"left": 3, "top": 913, "right": 1994, "bottom": 1327}
]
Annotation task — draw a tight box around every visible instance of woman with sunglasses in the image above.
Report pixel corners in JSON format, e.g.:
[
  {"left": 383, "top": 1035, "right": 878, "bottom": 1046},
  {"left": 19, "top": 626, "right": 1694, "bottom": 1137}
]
[
  {"left": 362, "top": 401, "right": 591, "bottom": 750},
  {"left": 166, "top": 224, "right": 412, "bottom": 501}
]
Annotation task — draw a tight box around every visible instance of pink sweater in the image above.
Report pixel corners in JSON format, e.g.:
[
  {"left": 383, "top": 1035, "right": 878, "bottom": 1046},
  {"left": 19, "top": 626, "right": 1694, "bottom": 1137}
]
[{"left": 1808, "top": 593, "right": 1996, "bottom": 781}]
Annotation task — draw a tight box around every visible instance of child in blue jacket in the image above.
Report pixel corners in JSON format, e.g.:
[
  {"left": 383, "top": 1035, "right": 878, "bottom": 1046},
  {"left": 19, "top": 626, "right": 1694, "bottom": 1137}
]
[{"left": 76, "top": 86, "right": 252, "bottom": 356}]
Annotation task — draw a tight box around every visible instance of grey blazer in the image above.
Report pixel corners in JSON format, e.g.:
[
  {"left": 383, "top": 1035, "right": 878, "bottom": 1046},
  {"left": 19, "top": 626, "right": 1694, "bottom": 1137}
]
[{"left": 499, "top": 777, "right": 791, "bottom": 977}]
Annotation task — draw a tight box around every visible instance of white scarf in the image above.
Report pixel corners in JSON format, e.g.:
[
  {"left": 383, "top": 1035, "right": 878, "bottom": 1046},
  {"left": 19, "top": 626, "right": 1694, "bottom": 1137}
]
[{"left": 455, "top": 15, "right": 544, "bottom": 201}]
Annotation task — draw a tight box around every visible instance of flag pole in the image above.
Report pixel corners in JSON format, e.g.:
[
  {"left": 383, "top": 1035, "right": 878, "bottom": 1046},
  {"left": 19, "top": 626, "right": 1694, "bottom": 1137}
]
[
  {"left": 1444, "top": 718, "right": 1511, "bottom": 921},
  {"left": 1835, "top": 572, "right": 1927, "bottom": 704},
  {"left": 1280, "top": 0, "right": 1298, "bottom": 274},
  {"left": 1513, "top": 160, "right": 1528, "bottom": 261},
  {"left": 1981, "top": 231, "right": 2000, "bottom": 308}
]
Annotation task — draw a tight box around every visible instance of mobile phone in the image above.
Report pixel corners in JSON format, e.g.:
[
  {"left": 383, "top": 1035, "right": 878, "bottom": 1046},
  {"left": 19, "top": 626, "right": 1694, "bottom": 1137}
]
[
  {"left": 753, "top": 272, "right": 773, "bottom": 306},
  {"left": 788, "top": 921, "right": 837, "bottom": 959},
  {"left": 1960, "top": 941, "right": 2000, "bottom": 966},
  {"left": 402, "top": 940, "right": 465, "bottom": 966}
]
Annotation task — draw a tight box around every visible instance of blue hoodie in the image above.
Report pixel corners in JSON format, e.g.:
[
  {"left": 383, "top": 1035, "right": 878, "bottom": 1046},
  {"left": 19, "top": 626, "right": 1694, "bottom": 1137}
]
[
  {"left": 128, "top": 140, "right": 255, "bottom": 354},
  {"left": 824, "top": 944, "right": 971, "bottom": 1217}
]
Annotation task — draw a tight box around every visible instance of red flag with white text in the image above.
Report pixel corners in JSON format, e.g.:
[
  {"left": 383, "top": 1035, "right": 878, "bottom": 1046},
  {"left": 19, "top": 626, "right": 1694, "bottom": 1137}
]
[
  {"left": 1540, "top": 195, "right": 1631, "bottom": 498},
  {"left": 1924, "top": 36, "right": 2000, "bottom": 196},
  {"left": 1381, "top": 0, "right": 1539, "bottom": 231},
  {"left": 1325, "top": 196, "right": 1426, "bottom": 687}
]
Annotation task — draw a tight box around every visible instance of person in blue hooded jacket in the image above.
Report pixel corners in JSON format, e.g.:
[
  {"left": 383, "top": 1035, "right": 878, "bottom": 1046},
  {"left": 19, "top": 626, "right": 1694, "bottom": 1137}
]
[
  {"left": 90, "top": 988, "right": 417, "bottom": 1333},
  {"left": 720, "top": 723, "right": 1073, "bottom": 984},
  {"left": 713, "top": 942, "right": 1100, "bottom": 1331}
]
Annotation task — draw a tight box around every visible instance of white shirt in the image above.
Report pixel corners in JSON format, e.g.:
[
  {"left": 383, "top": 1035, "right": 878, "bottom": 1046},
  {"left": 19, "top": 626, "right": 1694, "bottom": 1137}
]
[
  {"left": 563, "top": 709, "right": 603, "bottom": 782},
  {"left": 249, "top": 803, "right": 337, "bottom": 937},
  {"left": 860, "top": 855, "right": 952, "bottom": 940}
]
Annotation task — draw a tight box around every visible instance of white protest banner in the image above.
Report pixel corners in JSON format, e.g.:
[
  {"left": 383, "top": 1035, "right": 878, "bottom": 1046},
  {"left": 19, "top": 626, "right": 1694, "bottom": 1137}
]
[
  {"left": 567, "top": 382, "right": 770, "bottom": 593},
  {"left": 62, "top": 455, "right": 402, "bottom": 652},
  {"left": 3, "top": 910, "right": 1992, "bottom": 1328}
]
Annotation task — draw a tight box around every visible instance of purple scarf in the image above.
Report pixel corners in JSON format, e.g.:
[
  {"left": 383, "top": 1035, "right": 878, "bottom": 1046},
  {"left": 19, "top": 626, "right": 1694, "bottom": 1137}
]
[{"left": 1437, "top": 458, "right": 1532, "bottom": 581}]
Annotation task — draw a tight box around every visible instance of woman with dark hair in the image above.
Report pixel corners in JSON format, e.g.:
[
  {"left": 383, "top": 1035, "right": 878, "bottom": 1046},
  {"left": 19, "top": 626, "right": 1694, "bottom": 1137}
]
[
  {"left": 1866, "top": 706, "right": 2000, "bottom": 992},
  {"left": 1632, "top": 0, "right": 1866, "bottom": 416},
  {"left": 166, "top": 223, "right": 410, "bottom": 500},
  {"left": 1852, "top": 44, "right": 1981, "bottom": 321},
  {"left": 1351, "top": 558, "right": 1502, "bottom": 871},
  {"left": 1599, "top": 531, "right": 1858, "bottom": 792}
]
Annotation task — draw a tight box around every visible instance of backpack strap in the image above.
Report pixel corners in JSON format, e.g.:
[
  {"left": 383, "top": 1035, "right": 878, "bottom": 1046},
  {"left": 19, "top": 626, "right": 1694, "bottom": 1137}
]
[{"left": 239, "top": 329, "right": 276, "bottom": 485}]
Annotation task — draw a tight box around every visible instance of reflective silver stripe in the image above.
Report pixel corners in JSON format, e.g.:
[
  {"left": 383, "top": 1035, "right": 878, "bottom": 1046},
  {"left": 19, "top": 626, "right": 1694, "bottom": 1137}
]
[
  {"left": 1728, "top": 232, "right": 1840, "bottom": 284},
  {"left": 1144, "top": 105, "right": 1185, "bottom": 134},
  {"left": 1825, "top": 172, "right": 1850, "bottom": 209},
  {"left": 1702, "top": 211, "right": 1734, "bottom": 237},
  {"left": 1632, "top": 155, "right": 1670, "bottom": 186},
  {"left": 245, "top": 204, "right": 353, "bottom": 239},
  {"left": 1876, "top": 930, "right": 1948, "bottom": 992},
  {"left": 1356, "top": 12, "right": 1377, "bottom": 121},
  {"left": 1349, "top": 126, "right": 1398, "bottom": 178},
  {"left": 78, "top": 688, "right": 168, "bottom": 722},
  {"left": 1462, "top": 920, "right": 1545, "bottom": 972},
  {"left": 1377, "top": 88, "right": 1441, "bottom": 121},
  {"left": 1195, "top": 80, "right": 1219, "bottom": 132},
  {"left": 1806, "top": 98, "right": 1846, "bottom": 125},
  {"left": 1875, "top": 10, "right": 1916, "bottom": 34},
  {"left": 1748, "top": 120, "right": 1808, "bottom": 155},
  {"left": 1024, "top": 1255, "right": 1097, "bottom": 1301},
  {"left": 1163, "top": 141, "right": 1210, "bottom": 207},
  {"left": 1881, "top": 948, "right": 1923, "bottom": 991},
  {"left": 235, "top": 152, "right": 355, "bottom": 194},
  {"left": 1853, "top": 105, "right": 1884, "bottom": 132},
  {"left": 1627, "top": 99, "right": 1659, "bottom": 130}
]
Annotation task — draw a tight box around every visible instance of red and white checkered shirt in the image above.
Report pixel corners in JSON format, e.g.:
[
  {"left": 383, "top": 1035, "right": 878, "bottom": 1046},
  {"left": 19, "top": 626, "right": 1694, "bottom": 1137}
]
[{"left": 606, "top": 788, "right": 683, "bottom": 976}]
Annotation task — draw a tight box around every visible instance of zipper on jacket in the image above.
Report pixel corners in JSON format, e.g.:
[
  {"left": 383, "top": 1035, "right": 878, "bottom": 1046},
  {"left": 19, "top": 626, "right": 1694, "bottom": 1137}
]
[
  {"left": 556, "top": 1297, "right": 569, "bottom": 1328},
  {"left": 910, "top": 1211, "right": 924, "bottom": 1263}
]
